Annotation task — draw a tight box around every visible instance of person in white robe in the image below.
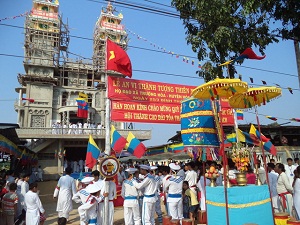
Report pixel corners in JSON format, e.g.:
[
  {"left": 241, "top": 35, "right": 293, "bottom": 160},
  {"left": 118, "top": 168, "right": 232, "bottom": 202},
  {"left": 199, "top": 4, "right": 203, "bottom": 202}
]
[
  {"left": 79, "top": 159, "right": 84, "bottom": 173},
  {"left": 285, "top": 158, "right": 297, "bottom": 186},
  {"left": 266, "top": 163, "right": 279, "bottom": 212},
  {"left": 293, "top": 166, "right": 300, "bottom": 220},
  {"left": 53, "top": 167, "right": 76, "bottom": 220},
  {"left": 197, "top": 172, "right": 211, "bottom": 211},
  {"left": 73, "top": 161, "right": 78, "bottom": 173},
  {"left": 133, "top": 165, "right": 157, "bottom": 225},
  {"left": 38, "top": 166, "right": 43, "bottom": 181},
  {"left": 78, "top": 122, "right": 83, "bottom": 134},
  {"left": 122, "top": 168, "right": 141, "bottom": 225},
  {"left": 16, "top": 174, "right": 24, "bottom": 217},
  {"left": 102, "top": 179, "right": 116, "bottom": 225},
  {"left": 78, "top": 182, "right": 105, "bottom": 225},
  {"left": 184, "top": 162, "right": 198, "bottom": 195},
  {"left": 164, "top": 163, "right": 184, "bottom": 221},
  {"left": 275, "top": 163, "right": 294, "bottom": 216},
  {"left": 24, "top": 182, "right": 45, "bottom": 225},
  {"left": 20, "top": 174, "right": 30, "bottom": 214}
]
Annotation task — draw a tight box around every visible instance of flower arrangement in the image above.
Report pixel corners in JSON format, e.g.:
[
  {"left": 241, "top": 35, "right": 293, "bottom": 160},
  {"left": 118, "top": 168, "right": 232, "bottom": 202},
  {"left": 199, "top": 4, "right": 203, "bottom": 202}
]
[
  {"left": 231, "top": 147, "right": 250, "bottom": 172},
  {"left": 205, "top": 166, "right": 220, "bottom": 179}
]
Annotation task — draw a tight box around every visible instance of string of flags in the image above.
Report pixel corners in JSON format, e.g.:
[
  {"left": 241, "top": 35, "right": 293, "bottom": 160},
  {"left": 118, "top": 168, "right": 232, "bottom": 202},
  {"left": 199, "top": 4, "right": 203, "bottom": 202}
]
[
  {"left": 126, "top": 28, "right": 203, "bottom": 68},
  {"left": 237, "top": 74, "right": 296, "bottom": 95},
  {"left": 235, "top": 110, "right": 300, "bottom": 123},
  {"left": 127, "top": 27, "right": 297, "bottom": 93},
  {"left": 0, "top": 11, "right": 30, "bottom": 23}
]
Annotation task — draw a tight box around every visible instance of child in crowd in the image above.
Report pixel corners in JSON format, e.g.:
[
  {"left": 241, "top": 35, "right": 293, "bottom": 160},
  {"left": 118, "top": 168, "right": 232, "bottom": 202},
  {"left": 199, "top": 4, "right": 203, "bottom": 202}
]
[
  {"left": 2, "top": 183, "right": 18, "bottom": 225},
  {"left": 183, "top": 181, "right": 199, "bottom": 225}
]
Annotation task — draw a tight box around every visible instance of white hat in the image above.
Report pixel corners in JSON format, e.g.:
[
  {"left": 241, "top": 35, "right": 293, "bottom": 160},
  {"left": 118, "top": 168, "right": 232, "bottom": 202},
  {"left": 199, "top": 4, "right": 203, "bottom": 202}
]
[
  {"left": 169, "top": 163, "right": 180, "bottom": 171},
  {"left": 81, "top": 176, "right": 94, "bottom": 184},
  {"left": 139, "top": 165, "right": 150, "bottom": 171},
  {"left": 86, "top": 183, "right": 102, "bottom": 194},
  {"left": 125, "top": 168, "right": 138, "bottom": 174},
  {"left": 150, "top": 166, "right": 158, "bottom": 171}
]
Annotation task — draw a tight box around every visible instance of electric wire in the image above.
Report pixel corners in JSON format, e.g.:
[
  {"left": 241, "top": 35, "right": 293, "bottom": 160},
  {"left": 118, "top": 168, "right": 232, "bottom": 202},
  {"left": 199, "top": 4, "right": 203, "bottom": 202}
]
[{"left": 0, "top": 23, "right": 298, "bottom": 80}]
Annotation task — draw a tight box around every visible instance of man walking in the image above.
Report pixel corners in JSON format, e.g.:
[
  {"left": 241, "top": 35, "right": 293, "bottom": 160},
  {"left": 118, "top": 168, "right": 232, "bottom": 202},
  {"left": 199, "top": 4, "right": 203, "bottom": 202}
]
[{"left": 53, "top": 167, "right": 76, "bottom": 221}]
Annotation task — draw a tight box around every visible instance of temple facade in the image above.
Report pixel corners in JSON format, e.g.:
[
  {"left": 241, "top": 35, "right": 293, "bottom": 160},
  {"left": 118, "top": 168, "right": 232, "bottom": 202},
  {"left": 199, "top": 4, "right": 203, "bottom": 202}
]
[{"left": 14, "top": 0, "right": 151, "bottom": 179}]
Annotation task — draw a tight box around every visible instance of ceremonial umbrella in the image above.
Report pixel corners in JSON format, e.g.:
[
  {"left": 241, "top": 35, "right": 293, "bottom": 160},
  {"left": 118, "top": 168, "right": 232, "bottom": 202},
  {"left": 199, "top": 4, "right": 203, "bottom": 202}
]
[
  {"left": 191, "top": 78, "right": 248, "bottom": 225},
  {"left": 229, "top": 86, "right": 282, "bottom": 204},
  {"left": 228, "top": 86, "right": 282, "bottom": 109},
  {"left": 191, "top": 78, "right": 248, "bottom": 100}
]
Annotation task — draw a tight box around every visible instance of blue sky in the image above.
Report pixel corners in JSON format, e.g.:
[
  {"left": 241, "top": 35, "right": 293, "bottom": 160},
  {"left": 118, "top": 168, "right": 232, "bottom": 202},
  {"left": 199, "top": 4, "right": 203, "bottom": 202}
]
[{"left": 0, "top": 0, "right": 299, "bottom": 147}]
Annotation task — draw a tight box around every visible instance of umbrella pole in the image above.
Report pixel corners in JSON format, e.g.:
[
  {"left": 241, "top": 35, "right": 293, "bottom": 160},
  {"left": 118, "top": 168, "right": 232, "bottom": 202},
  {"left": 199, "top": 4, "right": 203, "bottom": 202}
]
[
  {"left": 254, "top": 106, "right": 276, "bottom": 224},
  {"left": 213, "top": 99, "right": 230, "bottom": 225}
]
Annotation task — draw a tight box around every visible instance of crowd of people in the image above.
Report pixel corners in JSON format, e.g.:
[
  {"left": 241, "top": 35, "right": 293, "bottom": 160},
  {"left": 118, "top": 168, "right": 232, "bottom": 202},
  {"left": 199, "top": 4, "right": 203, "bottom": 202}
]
[
  {"left": 51, "top": 122, "right": 105, "bottom": 135},
  {"left": 0, "top": 170, "right": 45, "bottom": 225},
  {"left": 52, "top": 157, "right": 300, "bottom": 225},
  {"left": 0, "top": 156, "right": 299, "bottom": 225}
]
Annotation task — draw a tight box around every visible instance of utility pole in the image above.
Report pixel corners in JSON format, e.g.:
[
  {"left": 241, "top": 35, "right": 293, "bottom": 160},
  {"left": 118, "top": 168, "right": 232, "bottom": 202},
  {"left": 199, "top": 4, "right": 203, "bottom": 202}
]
[{"left": 294, "top": 40, "right": 300, "bottom": 87}]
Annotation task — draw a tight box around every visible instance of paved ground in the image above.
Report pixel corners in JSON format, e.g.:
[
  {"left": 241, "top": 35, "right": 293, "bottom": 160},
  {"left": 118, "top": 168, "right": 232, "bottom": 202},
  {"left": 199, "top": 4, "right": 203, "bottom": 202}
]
[{"left": 39, "top": 181, "right": 161, "bottom": 225}]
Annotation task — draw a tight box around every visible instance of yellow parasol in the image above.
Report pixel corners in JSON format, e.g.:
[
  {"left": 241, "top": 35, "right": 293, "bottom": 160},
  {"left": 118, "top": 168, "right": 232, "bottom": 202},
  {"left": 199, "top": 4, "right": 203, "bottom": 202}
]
[
  {"left": 191, "top": 78, "right": 248, "bottom": 100},
  {"left": 228, "top": 86, "right": 282, "bottom": 109}
]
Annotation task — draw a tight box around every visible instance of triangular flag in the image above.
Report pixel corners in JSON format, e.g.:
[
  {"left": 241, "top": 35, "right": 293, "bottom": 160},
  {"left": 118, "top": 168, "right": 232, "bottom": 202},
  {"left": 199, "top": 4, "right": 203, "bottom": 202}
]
[
  {"left": 266, "top": 116, "right": 277, "bottom": 121},
  {"left": 288, "top": 87, "right": 293, "bottom": 94}
]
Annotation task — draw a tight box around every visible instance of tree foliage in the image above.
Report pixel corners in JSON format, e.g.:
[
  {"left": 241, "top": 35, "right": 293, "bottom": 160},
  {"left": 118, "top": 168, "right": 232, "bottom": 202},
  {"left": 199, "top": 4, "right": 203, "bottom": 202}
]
[{"left": 171, "top": 0, "right": 299, "bottom": 81}]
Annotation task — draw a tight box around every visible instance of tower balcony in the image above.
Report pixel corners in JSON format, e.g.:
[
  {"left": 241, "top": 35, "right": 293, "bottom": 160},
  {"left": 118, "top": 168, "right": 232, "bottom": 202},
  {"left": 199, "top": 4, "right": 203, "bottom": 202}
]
[{"left": 16, "top": 128, "right": 152, "bottom": 141}]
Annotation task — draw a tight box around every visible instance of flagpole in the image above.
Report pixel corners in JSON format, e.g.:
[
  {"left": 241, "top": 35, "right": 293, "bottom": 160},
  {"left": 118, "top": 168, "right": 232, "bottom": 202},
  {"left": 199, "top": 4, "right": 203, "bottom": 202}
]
[{"left": 104, "top": 37, "right": 111, "bottom": 225}]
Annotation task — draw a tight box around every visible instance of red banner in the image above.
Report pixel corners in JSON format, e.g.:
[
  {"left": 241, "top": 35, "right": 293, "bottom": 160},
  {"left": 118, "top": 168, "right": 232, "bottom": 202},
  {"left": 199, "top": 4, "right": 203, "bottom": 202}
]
[
  {"left": 108, "top": 76, "right": 194, "bottom": 104},
  {"left": 219, "top": 98, "right": 234, "bottom": 126},
  {"left": 108, "top": 77, "right": 234, "bottom": 125},
  {"left": 111, "top": 100, "right": 181, "bottom": 124}
]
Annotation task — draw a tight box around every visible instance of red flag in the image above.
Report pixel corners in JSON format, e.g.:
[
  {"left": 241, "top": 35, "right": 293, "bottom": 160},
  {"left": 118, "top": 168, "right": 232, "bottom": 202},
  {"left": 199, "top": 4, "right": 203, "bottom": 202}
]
[
  {"left": 106, "top": 39, "right": 132, "bottom": 78},
  {"left": 236, "top": 48, "right": 266, "bottom": 60},
  {"left": 76, "top": 99, "right": 88, "bottom": 118}
]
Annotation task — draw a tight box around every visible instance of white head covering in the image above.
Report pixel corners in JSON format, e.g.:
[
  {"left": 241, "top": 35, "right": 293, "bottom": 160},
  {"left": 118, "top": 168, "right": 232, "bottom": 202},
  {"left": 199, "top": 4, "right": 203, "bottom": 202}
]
[
  {"left": 125, "top": 168, "right": 138, "bottom": 174},
  {"left": 139, "top": 165, "right": 150, "bottom": 171},
  {"left": 150, "top": 166, "right": 158, "bottom": 171},
  {"left": 86, "top": 183, "right": 102, "bottom": 194},
  {"left": 81, "top": 176, "right": 94, "bottom": 184},
  {"left": 169, "top": 163, "right": 180, "bottom": 171}
]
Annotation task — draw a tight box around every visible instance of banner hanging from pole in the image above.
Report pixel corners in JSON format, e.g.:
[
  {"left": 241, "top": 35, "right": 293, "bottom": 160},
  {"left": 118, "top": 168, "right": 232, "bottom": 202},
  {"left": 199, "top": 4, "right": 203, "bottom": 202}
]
[{"left": 108, "top": 76, "right": 234, "bottom": 125}]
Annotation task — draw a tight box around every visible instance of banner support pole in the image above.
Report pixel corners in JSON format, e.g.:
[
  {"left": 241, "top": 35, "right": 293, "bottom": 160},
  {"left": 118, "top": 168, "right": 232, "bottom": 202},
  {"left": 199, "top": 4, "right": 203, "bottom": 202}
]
[{"left": 104, "top": 38, "right": 111, "bottom": 225}]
